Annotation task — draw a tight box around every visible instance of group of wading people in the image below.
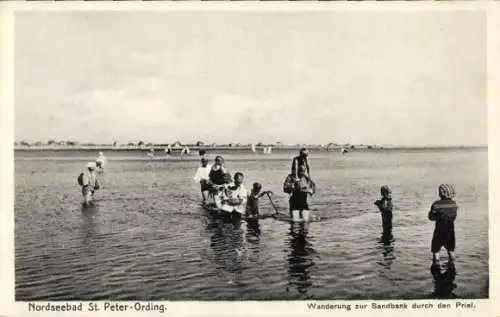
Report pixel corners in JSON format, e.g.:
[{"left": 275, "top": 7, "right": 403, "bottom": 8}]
[
  {"left": 193, "top": 148, "right": 315, "bottom": 224},
  {"left": 193, "top": 148, "right": 459, "bottom": 265},
  {"left": 76, "top": 148, "right": 458, "bottom": 265}
]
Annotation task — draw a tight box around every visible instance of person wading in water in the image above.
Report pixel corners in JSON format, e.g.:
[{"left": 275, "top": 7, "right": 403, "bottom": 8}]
[
  {"left": 209, "top": 155, "right": 230, "bottom": 208},
  {"left": 375, "top": 185, "right": 394, "bottom": 236},
  {"left": 283, "top": 148, "right": 316, "bottom": 222},
  {"left": 220, "top": 172, "right": 248, "bottom": 226},
  {"left": 193, "top": 157, "right": 212, "bottom": 204},
  {"left": 78, "top": 162, "right": 100, "bottom": 206},
  {"left": 289, "top": 169, "right": 315, "bottom": 221},
  {"left": 428, "top": 184, "right": 458, "bottom": 265},
  {"left": 95, "top": 152, "right": 107, "bottom": 171}
]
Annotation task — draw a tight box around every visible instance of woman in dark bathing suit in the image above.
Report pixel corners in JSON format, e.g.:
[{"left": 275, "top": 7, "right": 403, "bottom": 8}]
[
  {"left": 208, "top": 155, "right": 230, "bottom": 208},
  {"left": 209, "top": 156, "right": 227, "bottom": 185}
]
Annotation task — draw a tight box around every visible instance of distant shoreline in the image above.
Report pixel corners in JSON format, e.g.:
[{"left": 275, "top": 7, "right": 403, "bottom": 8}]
[{"left": 13, "top": 145, "right": 487, "bottom": 152}]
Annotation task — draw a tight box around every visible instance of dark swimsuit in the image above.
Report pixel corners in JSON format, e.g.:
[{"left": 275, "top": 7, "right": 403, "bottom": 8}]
[
  {"left": 289, "top": 190, "right": 309, "bottom": 214},
  {"left": 291, "top": 156, "right": 309, "bottom": 177},
  {"left": 376, "top": 197, "right": 393, "bottom": 232},
  {"left": 246, "top": 195, "right": 259, "bottom": 217},
  {"left": 209, "top": 167, "right": 226, "bottom": 185},
  {"left": 429, "top": 199, "right": 458, "bottom": 253}
]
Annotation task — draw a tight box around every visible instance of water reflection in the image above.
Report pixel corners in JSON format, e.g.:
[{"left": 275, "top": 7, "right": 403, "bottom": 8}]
[
  {"left": 430, "top": 262, "right": 457, "bottom": 299},
  {"left": 207, "top": 213, "right": 246, "bottom": 285},
  {"left": 377, "top": 227, "right": 395, "bottom": 269},
  {"left": 246, "top": 218, "right": 261, "bottom": 239},
  {"left": 245, "top": 219, "right": 261, "bottom": 263},
  {"left": 80, "top": 203, "right": 99, "bottom": 255},
  {"left": 286, "top": 222, "right": 315, "bottom": 295}
]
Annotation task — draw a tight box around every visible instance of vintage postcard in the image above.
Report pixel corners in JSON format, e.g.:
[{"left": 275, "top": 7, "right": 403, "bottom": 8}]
[{"left": 0, "top": 1, "right": 499, "bottom": 317}]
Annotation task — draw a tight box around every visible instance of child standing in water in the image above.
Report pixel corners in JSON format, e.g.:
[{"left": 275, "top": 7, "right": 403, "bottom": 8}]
[
  {"left": 428, "top": 184, "right": 458, "bottom": 264},
  {"left": 375, "top": 185, "right": 393, "bottom": 234},
  {"left": 245, "top": 182, "right": 273, "bottom": 219}
]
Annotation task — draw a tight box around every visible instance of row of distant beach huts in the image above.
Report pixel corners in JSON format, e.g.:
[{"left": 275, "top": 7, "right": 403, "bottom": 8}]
[{"left": 14, "top": 141, "right": 380, "bottom": 153}]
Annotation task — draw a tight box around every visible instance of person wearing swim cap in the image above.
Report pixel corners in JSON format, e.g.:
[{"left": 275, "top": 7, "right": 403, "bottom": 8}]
[
  {"left": 428, "top": 184, "right": 458, "bottom": 264},
  {"left": 81, "top": 162, "right": 100, "bottom": 206}
]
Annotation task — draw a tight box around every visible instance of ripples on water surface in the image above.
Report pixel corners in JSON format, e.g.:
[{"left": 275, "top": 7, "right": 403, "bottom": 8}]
[{"left": 15, "top": 149, "right": 488, "bottom": 300}]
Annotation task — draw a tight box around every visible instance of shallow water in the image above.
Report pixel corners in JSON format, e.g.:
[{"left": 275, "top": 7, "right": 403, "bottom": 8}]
[{"left": 15, "top": 149, "right": 488, "bottom": 300}]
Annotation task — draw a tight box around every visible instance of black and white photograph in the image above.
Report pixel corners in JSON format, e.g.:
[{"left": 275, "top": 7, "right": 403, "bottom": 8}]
[{"left": 2, "top": 2, "right": 497, "bottom": 311}]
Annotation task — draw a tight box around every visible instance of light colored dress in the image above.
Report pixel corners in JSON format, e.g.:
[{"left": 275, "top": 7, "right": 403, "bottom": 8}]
[
  {"left": 81, "top": 171, "right": 98, "bottom": 203},
  {"left": 193, "top": 165, "right": 212, "bottom": 183},
  {"left": 220, "top": 183, "right": 248, "bottom": 214}
]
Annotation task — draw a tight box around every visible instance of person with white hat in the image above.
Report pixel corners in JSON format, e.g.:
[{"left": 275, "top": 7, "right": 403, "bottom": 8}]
[{"left": 79, "top": 162, "right": 100, "bottom": 206}]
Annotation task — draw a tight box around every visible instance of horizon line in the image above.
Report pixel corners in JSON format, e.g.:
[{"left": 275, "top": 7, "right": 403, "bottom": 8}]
[{"left": 12, "top": 142, "right": 488, "bottom": 149}]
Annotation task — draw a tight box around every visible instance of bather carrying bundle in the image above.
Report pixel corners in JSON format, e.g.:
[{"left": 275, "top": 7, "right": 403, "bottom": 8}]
[{"left": 283, "top": 174, "right": 316, "bottom": 195}]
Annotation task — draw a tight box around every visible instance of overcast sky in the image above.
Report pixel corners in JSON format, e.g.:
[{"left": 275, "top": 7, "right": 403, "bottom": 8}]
[{"left": 14, "top": 10, "right": 487, "bottom": 146}]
